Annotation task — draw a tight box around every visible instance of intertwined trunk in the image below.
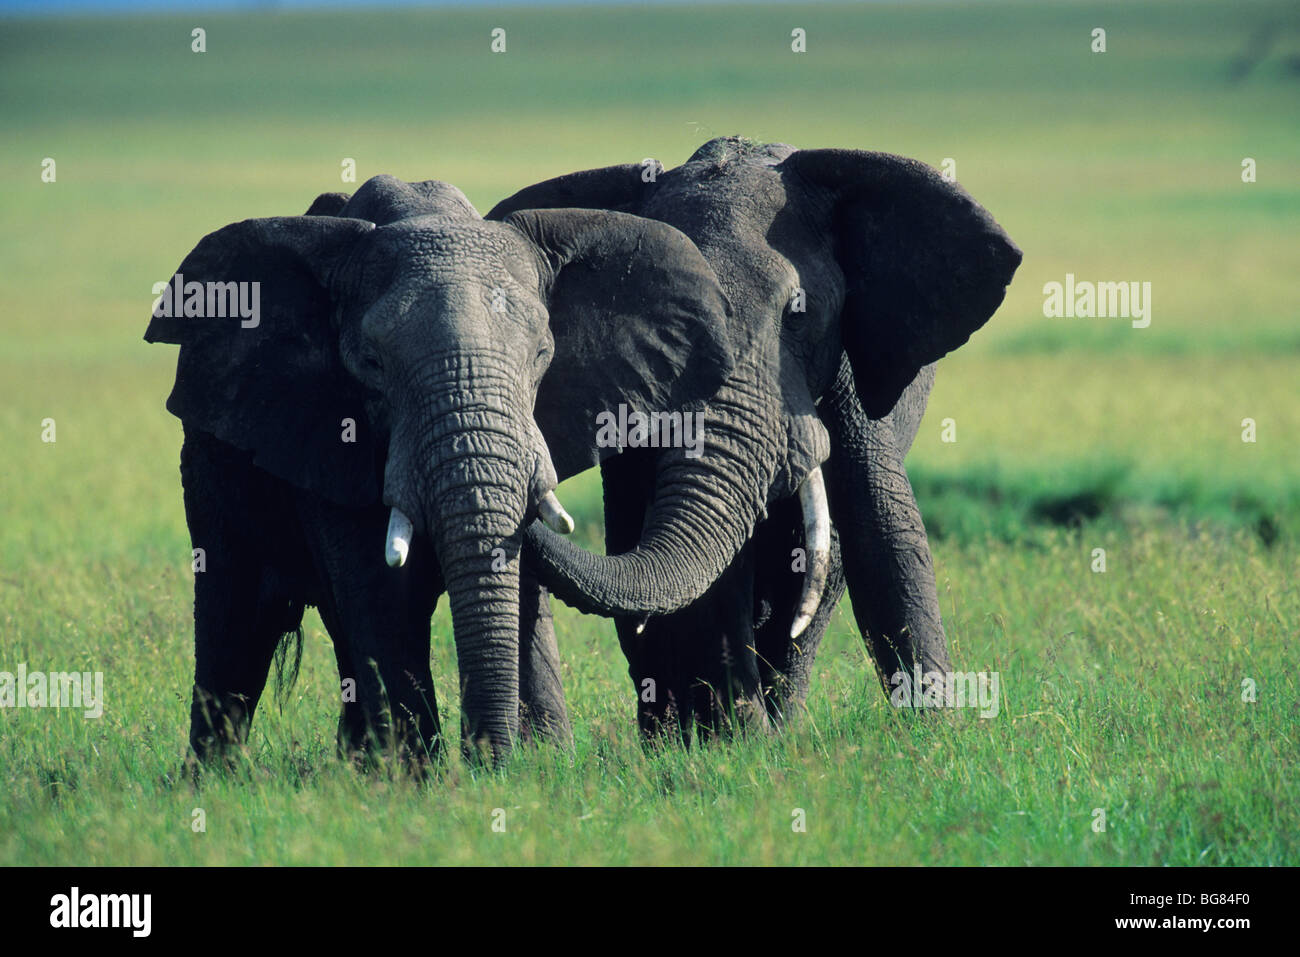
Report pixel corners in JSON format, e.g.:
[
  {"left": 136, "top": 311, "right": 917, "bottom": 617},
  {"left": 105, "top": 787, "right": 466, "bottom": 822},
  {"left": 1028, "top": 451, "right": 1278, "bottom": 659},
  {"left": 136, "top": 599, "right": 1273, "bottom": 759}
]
[{"left": 527, "top": 373, "right": 780, "bottom": 619}]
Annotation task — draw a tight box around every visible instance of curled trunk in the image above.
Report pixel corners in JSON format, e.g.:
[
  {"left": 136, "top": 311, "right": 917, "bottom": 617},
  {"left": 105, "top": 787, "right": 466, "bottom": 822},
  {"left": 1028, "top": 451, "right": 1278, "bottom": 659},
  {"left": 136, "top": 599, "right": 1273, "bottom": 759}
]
[{"left": 527, "top": 385, "right": 777, "bottom": 619}]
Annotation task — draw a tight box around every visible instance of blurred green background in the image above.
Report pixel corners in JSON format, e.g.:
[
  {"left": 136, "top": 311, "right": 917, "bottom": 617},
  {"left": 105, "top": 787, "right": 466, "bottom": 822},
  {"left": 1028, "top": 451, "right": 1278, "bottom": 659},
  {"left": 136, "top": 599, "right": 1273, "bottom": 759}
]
[{"left": 1, "top": 1, "right": 1297, "bottom": 865}]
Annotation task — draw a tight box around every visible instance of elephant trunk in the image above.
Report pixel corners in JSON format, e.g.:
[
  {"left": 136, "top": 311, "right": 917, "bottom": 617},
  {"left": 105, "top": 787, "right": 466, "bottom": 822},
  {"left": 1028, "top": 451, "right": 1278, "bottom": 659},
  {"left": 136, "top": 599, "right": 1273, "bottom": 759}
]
[
  {"left": 437, "top": 512, "right": 523, "bottom": 758},
  {"left": 386, "top": 360, "right": 541, "bottom": 760},
  {"left": 527, "top": 390, "right": 775, "bottom": 620}
]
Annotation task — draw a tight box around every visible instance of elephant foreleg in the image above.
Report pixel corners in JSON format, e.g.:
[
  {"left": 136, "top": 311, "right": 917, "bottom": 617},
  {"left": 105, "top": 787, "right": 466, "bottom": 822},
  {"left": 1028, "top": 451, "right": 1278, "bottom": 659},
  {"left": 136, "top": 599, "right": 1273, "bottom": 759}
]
[
  {"left": 317, "top": 601, "right": 367, "bottom": 758},
  {"left": 752, "top": 501, "right": 846, "bottom": 722},
  {"left": 821, "top": 360, "right": 953, "bottom": 687},
  {"left": 602, "top": 450, "right": 768, "bottom": 743},
  {"left": 300, "top": 500, "right": 442, "bottom": 767},
  {"left": 182, "top": 429, "right": 299, "bottom": 766},
  {"left": 676, "top": 541, "right": 768, "bottom": 744},
  {"left": 517, "top": 560, "right": 573, "bottom": 746},
  {"left": 600, "top": 450, "right": 675, "bottom": 740}
]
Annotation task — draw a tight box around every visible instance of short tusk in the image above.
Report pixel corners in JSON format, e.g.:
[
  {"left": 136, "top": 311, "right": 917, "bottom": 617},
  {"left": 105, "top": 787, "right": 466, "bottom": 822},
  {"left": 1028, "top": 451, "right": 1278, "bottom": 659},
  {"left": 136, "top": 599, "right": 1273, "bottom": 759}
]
[
  {"left": 538, "top": 490, "right": 575, "bottom": 535},
  {"left": 790, "top": 466, "right": 831, "bottom": 639},
  {"left": 385, "top": 507, "right": 413, "bottom": 568}
]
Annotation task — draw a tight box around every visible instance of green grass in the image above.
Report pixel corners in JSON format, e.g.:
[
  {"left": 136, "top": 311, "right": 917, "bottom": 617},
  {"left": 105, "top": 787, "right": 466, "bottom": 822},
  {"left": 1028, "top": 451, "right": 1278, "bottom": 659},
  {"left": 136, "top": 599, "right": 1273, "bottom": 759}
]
[
  {"left": 1, "top": 0, "right": 1297, "bottom": 865},
  {"left": 3, "top": 525, "right": 1295, "bottom": 865}
]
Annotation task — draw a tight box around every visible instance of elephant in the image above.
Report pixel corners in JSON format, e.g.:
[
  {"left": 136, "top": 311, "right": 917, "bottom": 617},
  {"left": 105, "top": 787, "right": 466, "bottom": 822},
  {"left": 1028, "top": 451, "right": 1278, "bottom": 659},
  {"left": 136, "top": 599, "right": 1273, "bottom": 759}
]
[
  {"left": 487, "top": 137, "right": 1022, "bottom": 741},
  {"left": 145, "top": 174, "right": 736, "bottom": 764}
]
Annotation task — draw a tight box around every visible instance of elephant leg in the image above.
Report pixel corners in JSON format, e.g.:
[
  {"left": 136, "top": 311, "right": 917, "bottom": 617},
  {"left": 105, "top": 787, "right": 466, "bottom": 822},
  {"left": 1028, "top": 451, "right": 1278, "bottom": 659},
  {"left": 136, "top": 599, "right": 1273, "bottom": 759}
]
[
  {"left": 602, "top": 450, "right": 766, "bottom": 744},
  {"left": 674, "top": 540, "right": 768, "bottom": 744},
  {"left": 182, "top": 430, "right": 302, "bottom": 765},
  {"left": 517, "top": 559, "right": 572, "bottom": 746},
  {"left": 835, "top": 452, "right": 952, "bottom": 685},
  {"left": 300, "top": 499, "right": 442, "bottom": 765},
  {"left": 188, "top": 561, "right": 290, "bottom": 763},
  {"left": 752, "top": 500, "right": 846, "bottom": 723},
  {"left": 775, "top": 527, "right": 845, "bottom": 715},
  {"left": 821, "top": 361, "right": 953, "bottom": 687},
  {"left": 628, "top": 580, "right": 768, "bottom": 746},
  {"left": 599, "top": 451, "right": 684, "bottom": 742},
  {"left": 317, "top": 600, "right": 367, "bottom": 758}
]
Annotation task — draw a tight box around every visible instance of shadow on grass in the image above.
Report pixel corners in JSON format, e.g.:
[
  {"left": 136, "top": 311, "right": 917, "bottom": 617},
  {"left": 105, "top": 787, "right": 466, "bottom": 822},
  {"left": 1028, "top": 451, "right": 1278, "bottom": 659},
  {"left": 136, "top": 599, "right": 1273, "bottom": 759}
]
[{"left": 913, "top": 459, "right": 1298, "bottom": 547}]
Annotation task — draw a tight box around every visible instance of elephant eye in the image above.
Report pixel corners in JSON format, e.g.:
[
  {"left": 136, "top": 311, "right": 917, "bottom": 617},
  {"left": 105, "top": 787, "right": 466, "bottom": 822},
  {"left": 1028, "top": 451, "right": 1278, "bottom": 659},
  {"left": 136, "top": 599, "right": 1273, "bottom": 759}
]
[{"left": 782, "top": 286, "right": 808, "bottom": 324}]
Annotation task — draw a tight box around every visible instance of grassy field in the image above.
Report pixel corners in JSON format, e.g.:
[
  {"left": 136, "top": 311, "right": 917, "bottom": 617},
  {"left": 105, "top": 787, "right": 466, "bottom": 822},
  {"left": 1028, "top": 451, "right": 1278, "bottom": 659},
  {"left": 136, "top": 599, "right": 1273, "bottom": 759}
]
[{"left": 1, "top": 0, "right": 1297, "bottom": 865}]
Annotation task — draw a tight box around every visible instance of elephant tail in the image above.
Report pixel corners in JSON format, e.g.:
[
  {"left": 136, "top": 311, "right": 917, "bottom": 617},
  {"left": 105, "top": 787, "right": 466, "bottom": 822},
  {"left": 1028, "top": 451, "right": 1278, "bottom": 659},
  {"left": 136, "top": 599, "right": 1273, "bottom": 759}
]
[{"left": 271, "top": 600, "right": 306, "bottom": 710}]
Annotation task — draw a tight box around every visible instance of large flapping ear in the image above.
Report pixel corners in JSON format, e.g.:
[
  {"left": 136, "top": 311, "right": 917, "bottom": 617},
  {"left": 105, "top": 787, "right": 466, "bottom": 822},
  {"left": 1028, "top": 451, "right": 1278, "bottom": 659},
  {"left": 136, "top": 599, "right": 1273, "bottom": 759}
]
[
  {"left": 502, "top": 208, "right": 734, "bottom": 480},
  {"left": 486, "top": 162, "right": 661, "bottom": 220},
  {"left": 144, "top": 216, "right": 383, "bottom": 505},
  {"left": 781, "top": 149, "right": 1022, "bottom": 419}
]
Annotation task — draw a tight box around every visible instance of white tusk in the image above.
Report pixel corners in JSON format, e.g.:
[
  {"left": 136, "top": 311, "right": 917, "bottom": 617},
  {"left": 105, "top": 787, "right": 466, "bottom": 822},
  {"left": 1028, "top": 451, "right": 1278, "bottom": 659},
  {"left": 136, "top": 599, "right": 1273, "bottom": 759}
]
[
  {"left": 790, "top": 466, "right": 831, "bottom": 639},
  {"left": 538, "top": 490, "right": 575, "bottom": 535},
  {"left": 385, "top": 507, "right": 413, "bottom": 568}
]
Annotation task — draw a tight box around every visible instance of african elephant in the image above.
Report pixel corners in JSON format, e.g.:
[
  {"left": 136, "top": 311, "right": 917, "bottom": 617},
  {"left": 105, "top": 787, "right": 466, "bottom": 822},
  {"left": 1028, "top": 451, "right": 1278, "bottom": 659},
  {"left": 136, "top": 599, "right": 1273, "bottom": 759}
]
[
  {"left": 488, "top": 137, "right": 1022, "bottom": 740},
  {"left": 145, "top": 174, "right": 734, "bottom": 763}
]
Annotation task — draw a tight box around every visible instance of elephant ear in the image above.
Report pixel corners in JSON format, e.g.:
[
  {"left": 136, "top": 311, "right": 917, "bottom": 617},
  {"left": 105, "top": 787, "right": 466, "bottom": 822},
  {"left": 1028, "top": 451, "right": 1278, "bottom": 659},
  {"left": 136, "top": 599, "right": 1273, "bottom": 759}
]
[
  {"left": 144, "top": 216, "right": 383, "bottom": 505},
  {"left": 781, "top": 149, "right": 1022, "bottom": 419},
  {"left": 504, "top": 208, "right": 734, "bottom": 480},
  {"left": 486, "top": 162, "right": 660, "bottom": 220}
]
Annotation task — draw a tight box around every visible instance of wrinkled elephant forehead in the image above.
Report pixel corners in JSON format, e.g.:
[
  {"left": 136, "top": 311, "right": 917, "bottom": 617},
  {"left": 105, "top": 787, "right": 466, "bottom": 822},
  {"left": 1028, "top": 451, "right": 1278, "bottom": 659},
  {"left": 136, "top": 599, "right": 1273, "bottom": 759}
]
[{"left": 366, "top": 217, "right": 541, "bottom": 278}]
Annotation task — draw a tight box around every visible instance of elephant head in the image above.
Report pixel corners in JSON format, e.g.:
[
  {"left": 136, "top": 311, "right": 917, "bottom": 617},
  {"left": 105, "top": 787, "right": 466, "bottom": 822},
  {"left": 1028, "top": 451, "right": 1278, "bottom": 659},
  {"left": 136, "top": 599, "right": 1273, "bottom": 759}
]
[
  {"left": 488, "top": 138, "right": 1021, "bottom": 630},
  {"left": 146, "top": 175, "right": 732, "bottom": 758}
]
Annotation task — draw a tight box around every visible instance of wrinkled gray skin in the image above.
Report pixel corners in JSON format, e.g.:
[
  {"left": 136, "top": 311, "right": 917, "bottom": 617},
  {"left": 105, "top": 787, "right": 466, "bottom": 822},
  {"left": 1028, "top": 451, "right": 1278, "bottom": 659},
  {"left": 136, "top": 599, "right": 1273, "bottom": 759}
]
[
  {"left": 489, "top": 138, "right": 1022, "bottom": 739},
  {"left": 146, "top": 175, "right": 733, "bottom": 762}
]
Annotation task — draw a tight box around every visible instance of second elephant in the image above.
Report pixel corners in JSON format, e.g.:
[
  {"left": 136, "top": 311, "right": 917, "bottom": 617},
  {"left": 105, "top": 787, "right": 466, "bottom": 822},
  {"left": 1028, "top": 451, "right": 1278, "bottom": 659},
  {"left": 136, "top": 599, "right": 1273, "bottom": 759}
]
[{"left": 490, "top": 137, "right": 1022, "bottom": 739}]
